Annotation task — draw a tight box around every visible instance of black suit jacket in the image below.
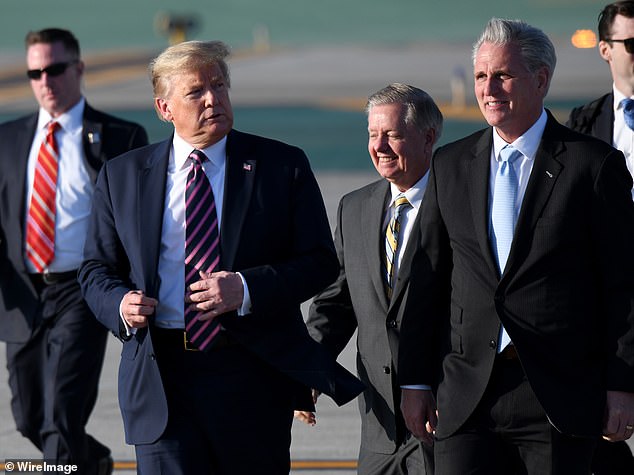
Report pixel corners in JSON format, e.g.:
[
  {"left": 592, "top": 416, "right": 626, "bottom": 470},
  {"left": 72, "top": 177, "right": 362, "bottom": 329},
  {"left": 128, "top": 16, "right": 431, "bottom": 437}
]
[
  {"left": 399, "top": 111, "right": 634, "bottom": 438},
  {"left": 566, "top": 92, "right": 613, "bottom": 144},
  {"left": 78, "top": 129, "right": 365, "bottom": 444},
  {"left": 0, "top": 103, "right": 148, "bottom": 343},
  {"left": 307, "top": 179, "right": 423, "bottom": 454}
]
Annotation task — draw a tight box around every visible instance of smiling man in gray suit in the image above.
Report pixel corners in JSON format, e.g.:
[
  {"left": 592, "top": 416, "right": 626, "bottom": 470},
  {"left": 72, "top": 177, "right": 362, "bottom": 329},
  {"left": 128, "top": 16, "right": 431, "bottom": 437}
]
[{"left": 301, "top": 83, "right": 442, "bottom": 474}]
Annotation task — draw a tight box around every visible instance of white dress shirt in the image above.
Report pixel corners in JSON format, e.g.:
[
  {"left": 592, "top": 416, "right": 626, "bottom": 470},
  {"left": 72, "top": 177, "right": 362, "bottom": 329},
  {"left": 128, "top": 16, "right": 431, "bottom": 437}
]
[
  {"left": 24, "top": 97, "right": 93, "bottom": 273},
  {"left": 490, "top": 109, "right": 547, "bottom": 351},
  {"left": 153, "top": 132, "right": 251, "bottom": 329},
  {"left": 384, "top": 173, "right": 428, "bottom": 281}
]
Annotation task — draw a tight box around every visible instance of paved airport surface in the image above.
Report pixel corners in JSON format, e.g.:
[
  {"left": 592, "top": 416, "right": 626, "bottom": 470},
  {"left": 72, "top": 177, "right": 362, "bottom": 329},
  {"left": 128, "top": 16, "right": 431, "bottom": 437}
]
[{"left": 0, "top": 41, "right": 631, "bottom": 472}]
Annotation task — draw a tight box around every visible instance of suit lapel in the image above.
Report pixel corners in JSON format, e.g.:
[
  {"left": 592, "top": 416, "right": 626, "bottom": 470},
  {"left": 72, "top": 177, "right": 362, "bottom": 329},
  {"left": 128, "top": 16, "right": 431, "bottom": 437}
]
[
  {"left": 137, "top": 140, "right": 170, "bottom": 296},
  {"left": 10, "top": 115, "right": 38, "bottom": 269},
  {"left": 503, "top": 116, "right": 563, "bottom": 281},
  {"left": 362, "top": 181, "right": 390, "bottom": 312},
  {"left": 595, "top": 92, "right": 614, "bottom": 145},
  {"left": 389, "top": 206, "right": 421, "bottom": 310},
  {"left": 82, "top": 104, "right": 105, "bottom": 182},
  {"left": 467, "top": 128, "right": 500, "bottom": 276},
  {"left": 221, "top": 130, "right": 256, "bottom": 269}
]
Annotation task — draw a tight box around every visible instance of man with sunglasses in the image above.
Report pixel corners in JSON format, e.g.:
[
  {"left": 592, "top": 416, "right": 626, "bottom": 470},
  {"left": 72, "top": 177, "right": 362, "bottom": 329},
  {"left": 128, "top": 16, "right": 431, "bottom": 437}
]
[
  {"left": 0, "top": 28, "right": 148, "bottom": 474},
  {"left": 568, "top": 2, "right": 634, "bottom": 195},
  {"left": 567, "top": 4, "right": 634, "bottom": 472}
]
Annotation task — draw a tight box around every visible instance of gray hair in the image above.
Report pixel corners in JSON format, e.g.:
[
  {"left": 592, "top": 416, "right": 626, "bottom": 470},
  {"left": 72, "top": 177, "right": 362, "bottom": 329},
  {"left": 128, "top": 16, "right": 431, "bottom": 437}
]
[
  {"left": 149, "top": 40, "right": 231, "bottom": 119},
  {"left": 472, "top": 18, "right": 556, "bottom": 90},
  {"left": 365, "top": 83, "right": 443, "bottom": 144}
]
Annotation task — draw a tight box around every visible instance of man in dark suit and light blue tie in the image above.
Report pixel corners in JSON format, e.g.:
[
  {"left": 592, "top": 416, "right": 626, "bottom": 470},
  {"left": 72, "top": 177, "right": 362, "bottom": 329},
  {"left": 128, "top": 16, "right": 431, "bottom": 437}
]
[
  {"left": 0, "top": 28, "right": 148, "bottom": 474},
  {"left": 566, "top": 2, "right": 634, "bottom": 472},
  {"left": 300, "top": 83, "right": 441, "bottom": 474},
  {"left": 78, "top": 40, "right": 363, "bottom": 474},
  {"left": 399, "top": 18, "right": 634, "bottom": 474}
]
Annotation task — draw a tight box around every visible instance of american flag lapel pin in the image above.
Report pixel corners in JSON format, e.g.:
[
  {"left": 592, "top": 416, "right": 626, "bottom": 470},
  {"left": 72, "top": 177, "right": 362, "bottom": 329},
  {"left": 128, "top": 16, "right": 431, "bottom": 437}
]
[{"left": 243, "top": 163, "right": 252, "bottom": 171}]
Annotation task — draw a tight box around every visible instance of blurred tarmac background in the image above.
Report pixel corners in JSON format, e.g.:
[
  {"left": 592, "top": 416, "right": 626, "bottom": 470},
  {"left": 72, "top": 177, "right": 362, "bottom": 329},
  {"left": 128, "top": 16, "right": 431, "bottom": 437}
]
[{"left": 1, "top": 0, "right": 631, "bottom": 472}]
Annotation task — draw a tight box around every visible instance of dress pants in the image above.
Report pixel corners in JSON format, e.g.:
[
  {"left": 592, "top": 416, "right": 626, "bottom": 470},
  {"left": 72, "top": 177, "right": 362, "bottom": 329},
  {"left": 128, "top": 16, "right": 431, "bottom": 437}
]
[
  {"left": 591, "top": 439, "right": 634, "bottom": 474},
  {"left": 434, "top": 355, "right": 596, "bottom": 475},
  {"left": 357, "top": 432, "right": 434, "bottom": 475},
  {"left": 6, "top": 277, "right": 110, "bottom": 474},
  {"left": 135, "top": 327, "right": 296, "bottom": 475}
]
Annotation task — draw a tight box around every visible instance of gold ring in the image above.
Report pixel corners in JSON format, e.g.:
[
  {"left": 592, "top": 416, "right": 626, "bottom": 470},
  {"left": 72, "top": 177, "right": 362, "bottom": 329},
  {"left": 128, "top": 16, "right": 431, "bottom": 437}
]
[{"left": 626, "top": 425, "right": 633, "bottom": 431}]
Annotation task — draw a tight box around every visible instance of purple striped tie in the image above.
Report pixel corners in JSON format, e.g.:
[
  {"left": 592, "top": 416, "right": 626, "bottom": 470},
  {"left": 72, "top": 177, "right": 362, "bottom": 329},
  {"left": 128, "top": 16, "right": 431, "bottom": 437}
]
[{"left": 184, "top": 149, "right": 221, "bottom": 351}]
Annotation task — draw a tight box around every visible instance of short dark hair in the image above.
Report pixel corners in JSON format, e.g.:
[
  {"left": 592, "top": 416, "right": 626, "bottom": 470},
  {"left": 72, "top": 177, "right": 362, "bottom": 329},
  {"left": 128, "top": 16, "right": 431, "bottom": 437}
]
[
  {"left": 24, "top": 28, "right": 80, "bottom": 59},
  {"left": 598, "top": 1, "right": 634, "bottom": 41}
]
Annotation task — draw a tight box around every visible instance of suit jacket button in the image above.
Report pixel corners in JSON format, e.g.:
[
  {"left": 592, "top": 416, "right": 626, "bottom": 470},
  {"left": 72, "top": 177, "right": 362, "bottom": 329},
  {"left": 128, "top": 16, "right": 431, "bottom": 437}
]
[
  {"left": 387, "top": 320, "right": 397, "bottom": 328},
  {"left": 494, "top": 294, "right": 505, "bottom": 303},
  {"left": 383, "top": 366, "right": 391, "bottom": 374},
  {"left": 489, "top": 340, "right": 496, "bottom": 349}
]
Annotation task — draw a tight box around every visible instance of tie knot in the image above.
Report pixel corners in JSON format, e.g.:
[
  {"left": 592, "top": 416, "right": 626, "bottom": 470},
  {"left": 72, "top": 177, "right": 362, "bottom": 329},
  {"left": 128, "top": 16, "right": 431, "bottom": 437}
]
[
  {"left": 621, "top": 99, "right": 634, "bottom": 131},
  {"left": 47, "top": 121, "right": 60, "bottom": 135},
  {"left": 622, "top": 98, "right": 634, "bottom": 113},
  {"left": 189, "top": 149, "right": 208, "bottom": 166},
  {"left": 499, "top": 145, "right": 521, "bottom": 164},
  {"left": 394, "top": 194, "right": 410, "bottom": 210}
]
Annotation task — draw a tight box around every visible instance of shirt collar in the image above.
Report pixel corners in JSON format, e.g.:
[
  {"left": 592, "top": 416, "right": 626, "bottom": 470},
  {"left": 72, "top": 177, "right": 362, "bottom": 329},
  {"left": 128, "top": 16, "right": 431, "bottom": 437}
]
[
  {"left": 37, "top": 97, "right": 85, "bottom": 135},
  {"left": 172, "top": 132, "right": 227, "bottom": 171},
  {"left": 388, "top": 171, "right": 429, "bottom": 211},
  {"left": 613, "top": 84, "right": 632, "bottom": 112},
  {"left": 492, "top": 108, "right": 547, "bottom": 162}
]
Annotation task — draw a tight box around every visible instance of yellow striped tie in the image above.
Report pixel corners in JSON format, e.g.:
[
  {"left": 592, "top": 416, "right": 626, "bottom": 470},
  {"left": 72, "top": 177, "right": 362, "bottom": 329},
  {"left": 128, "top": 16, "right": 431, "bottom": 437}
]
[{"left": 384, "top": 194, "right": 410, "bottom": 300}]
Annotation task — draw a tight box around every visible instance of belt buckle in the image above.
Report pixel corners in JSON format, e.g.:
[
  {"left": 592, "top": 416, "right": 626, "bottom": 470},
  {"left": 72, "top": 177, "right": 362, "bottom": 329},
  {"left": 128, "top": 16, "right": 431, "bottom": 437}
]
[
  {"left": 183, "top": 332, "right": 200, "bottom": 351},
  {"left": 42, "top": 271, "right": 56, "bottom": 285}
]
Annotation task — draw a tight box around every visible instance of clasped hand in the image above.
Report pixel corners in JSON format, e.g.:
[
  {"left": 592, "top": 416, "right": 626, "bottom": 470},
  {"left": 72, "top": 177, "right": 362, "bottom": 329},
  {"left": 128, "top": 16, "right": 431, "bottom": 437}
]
[{"left": 121, "top": 271, "right": 243, "bottom": 328}]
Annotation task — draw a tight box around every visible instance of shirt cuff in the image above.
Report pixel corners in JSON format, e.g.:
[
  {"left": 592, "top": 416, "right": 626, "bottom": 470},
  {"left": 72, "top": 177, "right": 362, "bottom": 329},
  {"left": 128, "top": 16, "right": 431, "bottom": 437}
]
[
  {"left": 119, "top": 299, "right": 137, "bottom": 336},
  {"left": 401, "top": 385, "right": 432, "bottom": 390},
  {"left": 236, "top": 272, "right": 251, "bottom": 316}
]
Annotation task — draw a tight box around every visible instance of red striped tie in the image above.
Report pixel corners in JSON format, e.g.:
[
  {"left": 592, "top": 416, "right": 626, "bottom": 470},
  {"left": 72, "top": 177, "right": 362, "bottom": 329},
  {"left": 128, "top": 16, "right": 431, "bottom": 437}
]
[
  {"left": 184, "top": 150, "right": 221, "bottom": 351},
  {"left": 26, "top": 121, "right": 60, "bottom": 272}
]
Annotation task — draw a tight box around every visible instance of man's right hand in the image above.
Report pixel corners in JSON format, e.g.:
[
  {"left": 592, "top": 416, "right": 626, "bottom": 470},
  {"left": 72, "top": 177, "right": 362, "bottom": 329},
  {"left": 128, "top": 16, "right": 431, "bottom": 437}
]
[
  {"left": 400, "top": 388, "right": 437, "bottom": 446},
  {"left": 121, "top": 290, "right": 157, "bottom": 329}
]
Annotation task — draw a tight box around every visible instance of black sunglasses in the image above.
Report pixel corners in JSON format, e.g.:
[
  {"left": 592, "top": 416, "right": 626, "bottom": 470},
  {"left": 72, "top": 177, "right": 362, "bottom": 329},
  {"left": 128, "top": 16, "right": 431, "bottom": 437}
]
[
  {"left": 609, "top": 37, "right": 634, "bottom": 54},
  {"left": 26, "top": 61, "right": 78, "bottom": 80}
]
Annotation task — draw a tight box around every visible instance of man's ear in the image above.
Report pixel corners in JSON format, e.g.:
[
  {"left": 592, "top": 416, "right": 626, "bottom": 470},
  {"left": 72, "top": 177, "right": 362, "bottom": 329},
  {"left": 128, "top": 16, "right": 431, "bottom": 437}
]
[{"left": 599, "top": 40, "right": 612, "bottom": 62}]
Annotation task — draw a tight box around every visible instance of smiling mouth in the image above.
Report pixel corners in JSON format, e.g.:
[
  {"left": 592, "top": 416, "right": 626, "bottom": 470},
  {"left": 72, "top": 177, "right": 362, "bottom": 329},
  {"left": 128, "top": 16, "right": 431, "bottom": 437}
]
[{"left": 378, "top": 156, "right": 396, "bottom": 162}]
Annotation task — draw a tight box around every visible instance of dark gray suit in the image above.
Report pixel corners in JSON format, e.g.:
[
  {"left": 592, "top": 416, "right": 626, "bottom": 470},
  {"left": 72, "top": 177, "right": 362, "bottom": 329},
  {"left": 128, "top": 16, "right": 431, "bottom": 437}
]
[
  {"left": 307, "top": 179, "right": 432, "bottom": 474},
  {"left": 567, "top": 92, "right": 634, "bottom": 474},
  {"left": 399, "top": 111, "right": 634, "bottom": 471}
]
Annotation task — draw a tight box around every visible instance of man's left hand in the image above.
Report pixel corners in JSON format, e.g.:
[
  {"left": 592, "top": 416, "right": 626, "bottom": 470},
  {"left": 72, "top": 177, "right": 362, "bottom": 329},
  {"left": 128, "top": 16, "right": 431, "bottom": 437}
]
[
  {"left": 186, "top": 271, "right": 243, "bottom": 320},
  {"left": 602, "top": 390, "right": 634, "bottom": 441}
]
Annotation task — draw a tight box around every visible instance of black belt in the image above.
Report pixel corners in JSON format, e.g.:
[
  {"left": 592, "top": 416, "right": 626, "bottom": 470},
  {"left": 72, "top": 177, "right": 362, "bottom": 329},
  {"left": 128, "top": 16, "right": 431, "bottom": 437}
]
[
  {"left": 152, "top": 327, "right": 237, "bottom": 352},
  {"left": 29, "top": 270, "right": 78, "bottom": 286}
]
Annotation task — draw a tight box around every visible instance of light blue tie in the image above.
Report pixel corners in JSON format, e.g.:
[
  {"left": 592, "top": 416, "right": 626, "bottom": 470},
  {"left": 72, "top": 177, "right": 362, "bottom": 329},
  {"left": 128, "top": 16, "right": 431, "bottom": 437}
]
[
  {"left": 621, "top": 98, "right": 634, "bottom": 131},
  {"left": 490, "top": 145, "right": 521, "bottom": 351}
]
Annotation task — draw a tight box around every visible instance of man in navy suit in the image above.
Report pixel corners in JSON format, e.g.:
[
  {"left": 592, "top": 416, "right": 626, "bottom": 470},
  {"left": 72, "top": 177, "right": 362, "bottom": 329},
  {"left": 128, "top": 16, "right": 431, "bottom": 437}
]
[
  {"left": 399, "top": 18, "right": 634, "bottom": 474},
  {"left": 78, "top": 40, "right": 363, "bottom": 474},
  {"left": 0, "top": 28, "right": 148, "bottom": 474}
]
